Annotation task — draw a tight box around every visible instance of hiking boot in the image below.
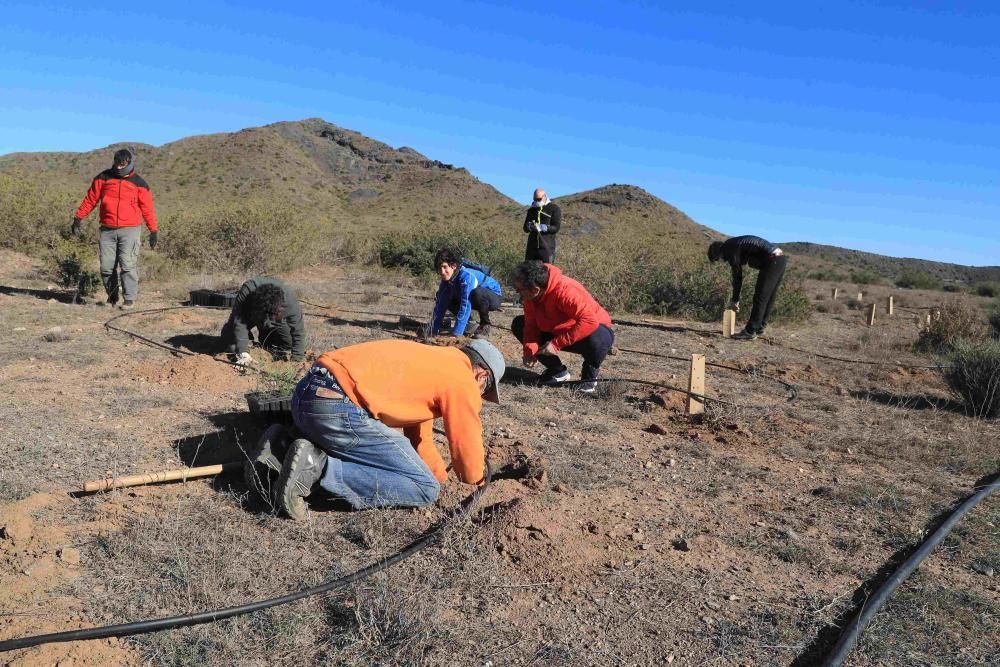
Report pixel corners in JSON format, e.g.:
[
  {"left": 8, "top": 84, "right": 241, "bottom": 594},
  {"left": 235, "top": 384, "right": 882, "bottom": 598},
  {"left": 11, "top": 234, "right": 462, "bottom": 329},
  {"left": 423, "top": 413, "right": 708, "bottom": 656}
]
[
  {"left": 578, "top": 380, "right": 598, "bottom": 394},
  {"left": 539, "top": 368, "right": 571, "bottom": 386},
  {"left": 472, "top": 324, "right": 492, "bottom": 339},
  {"left": 243, "top": 424, "right": 290, "bottom": 503},
  {"left": 733, "top": 329, "right": 759, "bottom": 341},
  {"left": 276, "top": 439, "right": 327, "bottom": 521},
  {"left": 119, "top": 300, "right": 135, "bottom": 310}
]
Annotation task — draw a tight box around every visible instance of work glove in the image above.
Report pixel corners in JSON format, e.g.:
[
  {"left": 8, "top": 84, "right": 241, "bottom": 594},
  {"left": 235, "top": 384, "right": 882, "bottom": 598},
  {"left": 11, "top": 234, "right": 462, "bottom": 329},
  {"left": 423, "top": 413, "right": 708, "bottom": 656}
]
[
  {"left": 234, "top": 352, "right": 254, "bottom": 366},
  {"left": 727, "top": 301, "right": 740, "bottom": 313},
  {"left": 531, "top": 222, "right": 541, "bottom": 233},
  {"left": 148, "top": 232, "right": 158, "bottom": 249},
  {"left": 71, "top": 218, "right": 82, "bottom": 237}
]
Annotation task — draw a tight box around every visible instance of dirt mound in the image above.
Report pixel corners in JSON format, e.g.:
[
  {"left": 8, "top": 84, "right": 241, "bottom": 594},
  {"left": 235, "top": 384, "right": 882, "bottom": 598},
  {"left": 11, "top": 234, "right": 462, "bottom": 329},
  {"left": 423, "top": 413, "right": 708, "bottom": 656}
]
[
  {"left": 134, "top": 354, "right": 256, "bottom": 392},
  {"left": 0, "top": 493, "right": 137, "bottom": 665}
]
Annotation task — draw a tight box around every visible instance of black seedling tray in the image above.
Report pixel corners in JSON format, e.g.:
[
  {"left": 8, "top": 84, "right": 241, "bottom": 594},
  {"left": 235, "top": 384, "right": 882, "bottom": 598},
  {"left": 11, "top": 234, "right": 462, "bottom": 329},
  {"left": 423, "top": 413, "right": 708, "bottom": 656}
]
[
  {"left": 190, "top": 288, "right": 238, "bottom": 308},
  {"left": 246, "top": 392, "right": 293, "bottom": 425}
]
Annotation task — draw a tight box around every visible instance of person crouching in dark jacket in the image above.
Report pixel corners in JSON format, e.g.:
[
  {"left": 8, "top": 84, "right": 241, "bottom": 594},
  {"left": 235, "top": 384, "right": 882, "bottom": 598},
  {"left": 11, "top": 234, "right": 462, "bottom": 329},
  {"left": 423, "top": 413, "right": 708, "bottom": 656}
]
[{"left": 221, "top": 277, "right": 306, "bottom": 364}]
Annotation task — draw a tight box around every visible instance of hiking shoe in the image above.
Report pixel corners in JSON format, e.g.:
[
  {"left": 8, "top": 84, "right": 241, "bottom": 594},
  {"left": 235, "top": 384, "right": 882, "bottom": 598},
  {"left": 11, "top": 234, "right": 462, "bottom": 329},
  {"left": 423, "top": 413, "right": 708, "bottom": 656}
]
[
  {"left": 733, "top": 329, "right": 759, "bottom": 340},
  {"left": 276, "top": 439, "right": 327, "bottom": 521},
  {"left": 578, "top": 380, "right": 598, "bottom": 393},
  {"left": 472, "top": 324, "right": 492, "bottom": 339},
  {"left": 540, "top": 368, "right": 571, "bottom": 386},
  {"left": 243, "top": 424, "right": 290, "bottom": 503},
  {"left": 119, "top": 301, "right": 135, "bottom": 310}
]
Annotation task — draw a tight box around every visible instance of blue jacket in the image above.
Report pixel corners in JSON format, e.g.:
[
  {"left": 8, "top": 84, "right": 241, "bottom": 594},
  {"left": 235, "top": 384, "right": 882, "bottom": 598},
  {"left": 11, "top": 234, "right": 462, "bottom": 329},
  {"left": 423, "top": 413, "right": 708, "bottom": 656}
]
[{"left": 431, "top": 266, "right": 502, "bottom": 336}]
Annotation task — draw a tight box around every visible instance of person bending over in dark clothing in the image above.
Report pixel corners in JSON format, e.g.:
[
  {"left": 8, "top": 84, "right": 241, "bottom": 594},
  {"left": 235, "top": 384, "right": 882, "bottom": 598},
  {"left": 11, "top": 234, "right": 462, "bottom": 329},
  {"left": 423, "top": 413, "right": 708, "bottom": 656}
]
[
  {"left": 708, "top": 235, "right": 787, "bottom": 340},
  {"left": 221, "top": 276, "right": 306, "bottom": 364}
]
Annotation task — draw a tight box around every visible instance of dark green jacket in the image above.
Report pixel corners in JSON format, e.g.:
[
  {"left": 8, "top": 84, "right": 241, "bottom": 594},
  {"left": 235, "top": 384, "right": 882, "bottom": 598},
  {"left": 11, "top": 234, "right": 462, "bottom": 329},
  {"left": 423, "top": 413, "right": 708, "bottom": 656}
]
[{"left": 231, "top": 277, "right": 305, "bottom": 359}]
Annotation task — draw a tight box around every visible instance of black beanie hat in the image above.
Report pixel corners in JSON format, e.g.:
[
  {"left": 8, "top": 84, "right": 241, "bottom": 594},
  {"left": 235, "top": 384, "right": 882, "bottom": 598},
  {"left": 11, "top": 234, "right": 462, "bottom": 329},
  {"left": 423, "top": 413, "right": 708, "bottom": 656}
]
[{"left": 113, "top": 149, "right": 133, "bottom": 166}]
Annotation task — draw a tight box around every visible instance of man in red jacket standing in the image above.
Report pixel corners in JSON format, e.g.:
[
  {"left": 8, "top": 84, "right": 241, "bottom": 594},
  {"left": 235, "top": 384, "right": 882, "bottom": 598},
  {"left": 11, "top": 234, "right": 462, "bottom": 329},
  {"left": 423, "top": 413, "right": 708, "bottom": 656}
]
[
  {"left": 72, "top": 148, "right": 158, "bottom": 309},
  {"left": 510, "top": 260, "right": 614, "bottom": 393}
]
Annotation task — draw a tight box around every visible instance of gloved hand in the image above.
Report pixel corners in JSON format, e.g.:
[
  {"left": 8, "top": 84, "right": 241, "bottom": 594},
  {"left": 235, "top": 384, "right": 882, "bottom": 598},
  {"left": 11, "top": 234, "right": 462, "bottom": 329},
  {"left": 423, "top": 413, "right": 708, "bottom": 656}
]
[
  {"left": 531, "top": 222, "right": 541, "bottom": 233},
  {"left": 234, "top": 352, "right": 254, "bottom": 366},
  {"left": 727, "top": 301, "right": 740, "bottom": 313},
  {"left": 71, "top": 218, "right": 82, "bottom": 237},
  {"left": 148, "top": 232, "right": 158, "bottom": 249}
]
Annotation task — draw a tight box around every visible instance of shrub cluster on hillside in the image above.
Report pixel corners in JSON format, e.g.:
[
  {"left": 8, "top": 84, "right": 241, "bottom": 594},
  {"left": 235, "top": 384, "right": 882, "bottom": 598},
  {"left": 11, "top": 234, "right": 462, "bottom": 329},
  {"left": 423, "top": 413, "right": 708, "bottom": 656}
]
[
  {"left": 895, "top": 268, "right": 942, "bottom": 291},
  {"left": 916, "top": 302, "right": 988, "bottom": 352},
  {"left": 944, "top": 340, "right": 1000, "bottom": 419}
]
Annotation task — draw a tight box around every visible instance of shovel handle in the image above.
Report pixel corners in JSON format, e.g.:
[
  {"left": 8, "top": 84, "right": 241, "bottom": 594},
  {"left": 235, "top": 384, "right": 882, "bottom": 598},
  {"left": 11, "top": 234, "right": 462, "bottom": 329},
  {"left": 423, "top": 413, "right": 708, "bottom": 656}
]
[{"left": 82, "top": 462, "right": 242, "bottom": 493}]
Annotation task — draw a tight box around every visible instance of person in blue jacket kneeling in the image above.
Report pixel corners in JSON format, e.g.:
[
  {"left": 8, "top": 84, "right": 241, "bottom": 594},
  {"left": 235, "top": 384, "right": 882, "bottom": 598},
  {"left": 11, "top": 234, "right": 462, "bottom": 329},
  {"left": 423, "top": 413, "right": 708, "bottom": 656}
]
[{"left": 428, "top": 249, "right": 502, "bottom": 340}]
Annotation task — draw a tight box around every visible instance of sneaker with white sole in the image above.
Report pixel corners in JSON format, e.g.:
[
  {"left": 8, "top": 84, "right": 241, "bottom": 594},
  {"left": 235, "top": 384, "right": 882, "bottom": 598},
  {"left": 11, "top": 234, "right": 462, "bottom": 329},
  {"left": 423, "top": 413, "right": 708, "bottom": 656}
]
[
  {"left": 578, "top": 380, "right": 597, "bottom": 393},
  {"left": 540, "top": 368, "right": 571, "bottom": 386},
  {"left": 276, "top": 439, "right": 328, "bottom": 521}
]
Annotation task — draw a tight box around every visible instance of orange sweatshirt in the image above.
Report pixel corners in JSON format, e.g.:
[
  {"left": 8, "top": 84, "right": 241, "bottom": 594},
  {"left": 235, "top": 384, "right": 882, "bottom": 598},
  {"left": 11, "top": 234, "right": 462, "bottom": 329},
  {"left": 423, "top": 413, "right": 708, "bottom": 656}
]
[{"left": 315, "top": 340, "right": 485, "bottom": 485}]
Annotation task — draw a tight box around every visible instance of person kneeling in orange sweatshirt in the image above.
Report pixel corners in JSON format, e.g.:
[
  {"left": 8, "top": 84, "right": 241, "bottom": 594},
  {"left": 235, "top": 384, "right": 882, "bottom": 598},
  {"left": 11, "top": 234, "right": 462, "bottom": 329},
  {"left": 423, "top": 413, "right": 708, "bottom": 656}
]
[{"left": 273, "top": 339, "right": 505, "bottom": 519}]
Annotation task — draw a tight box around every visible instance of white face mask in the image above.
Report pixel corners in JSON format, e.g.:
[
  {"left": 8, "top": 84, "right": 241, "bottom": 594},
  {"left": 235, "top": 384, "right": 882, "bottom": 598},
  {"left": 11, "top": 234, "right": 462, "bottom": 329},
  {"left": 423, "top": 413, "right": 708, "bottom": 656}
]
[{"left": 531, "top": 196, "right": 549, "bottom": 208}]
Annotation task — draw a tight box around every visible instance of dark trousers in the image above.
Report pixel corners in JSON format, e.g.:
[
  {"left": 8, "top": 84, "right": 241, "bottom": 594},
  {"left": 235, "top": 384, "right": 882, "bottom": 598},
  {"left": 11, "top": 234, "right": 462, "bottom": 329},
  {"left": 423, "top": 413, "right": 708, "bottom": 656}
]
[
  {"left": 747, "top": 255, "right": 787, "bottom": 334},
  {"left": 449, "top": 287, "right": 502, "bottom": 326},
  {"left": 511, "top": 315, "right": 614, "bottom": 381},
  {"left": 220, "top": 316, "right": 293, "bottom": 353},
  {"left": 525, "top": 238, "right": 555, "bottom": 263}
]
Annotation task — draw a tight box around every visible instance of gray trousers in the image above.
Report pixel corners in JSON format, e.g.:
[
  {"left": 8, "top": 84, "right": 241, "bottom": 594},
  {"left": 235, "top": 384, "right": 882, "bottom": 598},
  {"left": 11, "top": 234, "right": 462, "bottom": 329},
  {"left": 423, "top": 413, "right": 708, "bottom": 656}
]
[{"left": 99, "top": 226, "right": 141, "bottom": 303}]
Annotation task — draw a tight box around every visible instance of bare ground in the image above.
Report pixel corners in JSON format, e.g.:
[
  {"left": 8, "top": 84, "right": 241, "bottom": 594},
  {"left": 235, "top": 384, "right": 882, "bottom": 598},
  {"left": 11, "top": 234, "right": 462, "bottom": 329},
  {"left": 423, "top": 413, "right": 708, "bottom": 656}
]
[{"left": 0, "top": 254, "right": 997, "bottom": 666}]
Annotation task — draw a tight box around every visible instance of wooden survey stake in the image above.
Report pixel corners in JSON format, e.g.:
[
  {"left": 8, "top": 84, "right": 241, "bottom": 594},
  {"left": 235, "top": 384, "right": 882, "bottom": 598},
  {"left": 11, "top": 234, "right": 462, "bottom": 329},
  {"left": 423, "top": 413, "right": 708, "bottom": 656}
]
[
  {"left": 831, "top": 288, "right": 839, "bottom": 299},
  {"left": 722, "top": 309, "right": 737, "bottom": 337},
  {"left": 687, "top": 354, "right": 705, "bottom": 421},
  {"left": 867, "top": 303, "right": 877, "bottom": 326},
  {"left": 82, "top": 462, "right": 242, "bottom": 493},
  {"left": 857, "top": 292, "right": 864, "bottom": 301},
  {"left": 886, "top": 296, "right": 894, "bottom": 315}
]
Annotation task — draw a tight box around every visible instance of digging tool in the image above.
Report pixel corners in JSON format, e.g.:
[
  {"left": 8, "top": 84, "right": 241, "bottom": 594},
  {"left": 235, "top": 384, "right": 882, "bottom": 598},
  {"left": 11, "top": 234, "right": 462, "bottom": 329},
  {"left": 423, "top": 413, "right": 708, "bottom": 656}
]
[{"left": 81, "top": 462, "right": 241, "bottom": 493}]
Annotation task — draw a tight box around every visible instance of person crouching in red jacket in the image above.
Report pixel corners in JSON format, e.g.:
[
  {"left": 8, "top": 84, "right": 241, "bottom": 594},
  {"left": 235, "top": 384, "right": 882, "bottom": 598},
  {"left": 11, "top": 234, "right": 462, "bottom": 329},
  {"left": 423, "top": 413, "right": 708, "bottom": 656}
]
[{"left": 510, "top": 260, "right": 615, "bottom": 394}]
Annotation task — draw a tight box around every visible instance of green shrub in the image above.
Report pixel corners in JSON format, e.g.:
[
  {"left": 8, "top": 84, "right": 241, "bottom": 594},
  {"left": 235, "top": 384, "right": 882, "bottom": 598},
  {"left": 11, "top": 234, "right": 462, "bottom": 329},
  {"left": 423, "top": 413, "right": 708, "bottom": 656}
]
[
  {"left": 974, "top": 282, "right": 1000, "bottom": 298},
  {"left": 916, "top": 302, "right": 988, "bottom": 352},
  {"left": 376, "top": 232, "right": 521, "bottom": 284},
  {"left": 896, "top": 268, "right": 942, "bottom": 290},
  {"left": 848, "top": 268, "right": 881, "bottom": 285},
  {"left": 807, "top": 269, "right": 847, "bottom": 282},
  {"left": 816, "top": 300, "right": 846, "bottom": 314},
  {"left": 943, "top": 340, "right": 1000, "bottom": 419},
  {"left": 161, "top": 201, "right": 325, "bottom": 274},
  {"left": 50, "top": 240, "right": 101, "bottom": 297},
  {"left": 846, "top": 298, "right": 864, "bottom": 311},
  {"left": 942, "top": 283, "right": 962, "bottom": 293},
  {"left": 988, "top": 309, "right": 1000, "bottom": 340},
  {"left": 0, "top": 171, "right": 78, "bottom": 255}
]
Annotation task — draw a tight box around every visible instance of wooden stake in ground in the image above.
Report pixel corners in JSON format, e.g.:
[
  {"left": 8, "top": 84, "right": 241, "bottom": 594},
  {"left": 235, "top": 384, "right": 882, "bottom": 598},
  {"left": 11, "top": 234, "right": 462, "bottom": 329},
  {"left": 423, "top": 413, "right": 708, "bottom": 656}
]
[
  {"left": 687, "top": 353, "right": 705, "bottom": 423},
  {"left": 886, "top": 295, "right": 894, "bottom": 316},
  {"left": 857, "top": 291, "right": 864, "bottom": 301},
  {"left": 81, "top": 462, "right": 242, "bottom": 493},
  {"left": 831, "top": 288, "right": 839, "bottom": 299},
  {"left": 722, "top": 309, "right": 737, "bottom": 337},
  {"left": 867, "top": 303, "right": 877, "bottom": 327}
]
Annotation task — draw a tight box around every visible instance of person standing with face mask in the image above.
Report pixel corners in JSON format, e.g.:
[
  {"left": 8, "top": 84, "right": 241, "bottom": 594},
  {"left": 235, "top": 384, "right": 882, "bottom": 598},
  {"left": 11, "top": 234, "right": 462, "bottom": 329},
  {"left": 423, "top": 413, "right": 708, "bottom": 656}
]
[
  {"left": 523, "top": 187, "right": 561, "bottom": 263},
  {"left": 71, "top": 148, "right": 158, "bottom": 309}
]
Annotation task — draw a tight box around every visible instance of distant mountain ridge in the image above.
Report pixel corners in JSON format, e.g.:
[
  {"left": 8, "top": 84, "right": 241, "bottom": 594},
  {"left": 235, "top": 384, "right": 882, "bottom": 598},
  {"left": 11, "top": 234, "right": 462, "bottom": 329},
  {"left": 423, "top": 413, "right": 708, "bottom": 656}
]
[
  {"left": 782, "top": 241, "right": 1000, "bottom": 284},
  {"left": 0, "top": 117, "right": 992, "bottom": 281}
]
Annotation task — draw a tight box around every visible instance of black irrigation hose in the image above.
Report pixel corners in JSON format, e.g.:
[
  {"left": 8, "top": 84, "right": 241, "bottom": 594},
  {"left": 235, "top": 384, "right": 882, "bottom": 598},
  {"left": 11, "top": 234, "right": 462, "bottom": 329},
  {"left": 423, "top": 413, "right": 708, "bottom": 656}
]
[
  {"left": 763, "top": 339, "right": 951, "bottom": 371},
  {"left": 0, "top": 463, "right": 493, "bottom": 653},
  {"left": 820, "top": 473, "right": 1000, "bottom": 667}
]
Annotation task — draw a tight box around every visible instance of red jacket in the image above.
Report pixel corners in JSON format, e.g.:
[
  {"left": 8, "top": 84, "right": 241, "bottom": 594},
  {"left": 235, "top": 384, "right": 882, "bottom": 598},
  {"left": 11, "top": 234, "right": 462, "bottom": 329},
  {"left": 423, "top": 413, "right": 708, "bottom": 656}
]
[
  {"left": 75, "top": 169, "right": 158, "bottom": 232},
  {"left": 522, "top": 264, "right": 613, "bottom": 355}
]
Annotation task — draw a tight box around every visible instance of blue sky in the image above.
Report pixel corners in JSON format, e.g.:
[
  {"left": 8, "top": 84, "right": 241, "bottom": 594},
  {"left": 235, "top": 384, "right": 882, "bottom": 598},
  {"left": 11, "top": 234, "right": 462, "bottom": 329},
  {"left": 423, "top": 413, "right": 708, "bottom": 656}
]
[{"left": 1, "top": 1, "right": 998, "bottom": 265}]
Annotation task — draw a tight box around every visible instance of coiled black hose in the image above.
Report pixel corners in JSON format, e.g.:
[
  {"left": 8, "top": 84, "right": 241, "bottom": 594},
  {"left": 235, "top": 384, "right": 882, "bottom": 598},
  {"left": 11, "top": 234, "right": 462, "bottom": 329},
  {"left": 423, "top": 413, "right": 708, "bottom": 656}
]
[{"left": 0, "top": 463, "right": 492, "bottom": 653}]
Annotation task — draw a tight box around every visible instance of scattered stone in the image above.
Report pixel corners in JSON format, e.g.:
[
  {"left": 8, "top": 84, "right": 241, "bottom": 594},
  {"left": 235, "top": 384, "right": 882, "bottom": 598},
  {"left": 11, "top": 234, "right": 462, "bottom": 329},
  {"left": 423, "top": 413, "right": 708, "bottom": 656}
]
[
  {"left": 728, "top": 594, "right": 740, "bottom": 601},
  {"left": 811, "top": 486, "right": 834, "bottom": 497},
  {"left": 671, "top": 538, "right": 690, "bottom": 552},
  {"left": 780, "top": 529, "right": 800, "bottom": 542},
  {"left": 645, "top": 423, "right": 668, "bottom": 435},
  {"left": 639, "top": 543, "right": 650, "bottom": 550},
  {"left": 545, "top": 421, "right": 557, "bottom": 428},
  {"left": 43, "top": 326, "right": 69, "bottom": 342},
  {"left": 644, "top": 461, "right": 655, "bottom": 469},
  {"left": 971, "top": 562, "right": 995, "bottom": 577},
  {"left": 668, "top": 458, "right": 676, "bottom": 467},
  {"left": 58, "top": 547, "right": 81, "bottom": 565}
]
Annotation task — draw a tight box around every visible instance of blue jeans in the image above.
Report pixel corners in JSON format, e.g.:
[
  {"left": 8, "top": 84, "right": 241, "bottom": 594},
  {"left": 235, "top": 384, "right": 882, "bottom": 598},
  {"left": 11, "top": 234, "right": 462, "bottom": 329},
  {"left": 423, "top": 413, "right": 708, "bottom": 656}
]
[{"left": 291, "top": 367, "right": 440, "bottom": 509}]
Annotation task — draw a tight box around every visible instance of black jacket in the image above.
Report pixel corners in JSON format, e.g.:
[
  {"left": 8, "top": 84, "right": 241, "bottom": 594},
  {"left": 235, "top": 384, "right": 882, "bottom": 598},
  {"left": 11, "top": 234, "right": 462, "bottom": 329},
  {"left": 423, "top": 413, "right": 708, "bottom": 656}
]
[
  {"left": 523, "top": 202, "right": 561, "bottom": 258},
  {"left": 718, "top": 236, "right": 779, "bottom": 302},
  {"left": 231, "top": 277, "right": 305, "bottom": 359}
]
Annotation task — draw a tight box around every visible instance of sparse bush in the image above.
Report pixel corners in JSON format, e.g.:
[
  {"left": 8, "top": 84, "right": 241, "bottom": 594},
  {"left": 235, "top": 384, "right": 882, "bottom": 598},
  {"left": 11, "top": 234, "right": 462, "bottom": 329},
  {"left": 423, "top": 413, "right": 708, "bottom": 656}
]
[
  {"left": 916, "top": 302, "right": 988, "bottom": 352},
  {"left": 974, "top": 282, "right": 1000, "bottom": 298},
  {"left": 376, "top": 231, "right": 520, "bottom": 285},
  {"left": 846, "top": 298, "right": 864, "bottom": 311},
  {"left": 816, "top": 300, "right": 846, "bottom": 314},
  {"left": 50, "top": 240, "right": 102, "bottom": 296},
  {"left": 896, "top": 268, "right": 941, "bottom": 291},
  {"left": 943, "top": 340, "right": 1000, "bottom": 418},
  {"left": 162, "top": 201, "right": 325, "bottom": 274},
  {"left": 807, "top": 268, "right": 847, "bottom": 282},
  {"left": 0, "top": 171, "right": 78, "bottom": 255},
  {"left": 943, "top": 283, "right": 962, "bottom": 293},
  {"left": 988, "top": 308, "right": 1000, "bottom": 340},
  {"left": 849, "top": 268, "right": 880, "bottom": 285}
]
